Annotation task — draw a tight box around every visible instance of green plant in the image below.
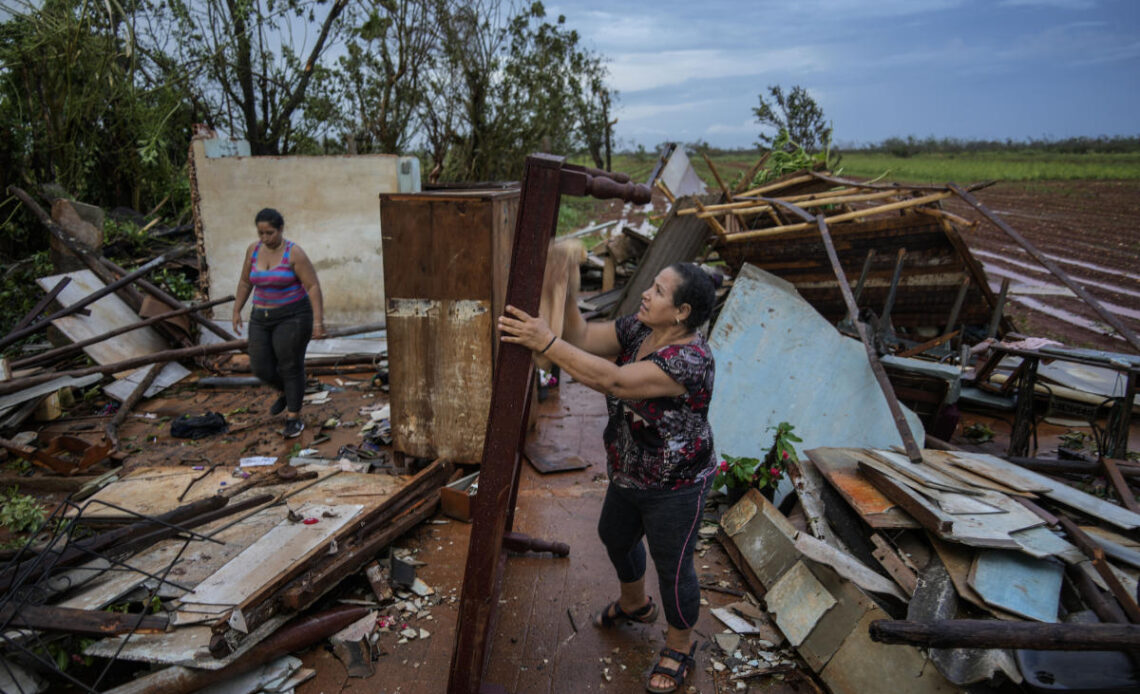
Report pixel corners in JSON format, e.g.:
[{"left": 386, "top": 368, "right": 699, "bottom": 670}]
[
  {"left": 0, "top": 487, "right": 46, "bottom": 534},
  {"left": 963, "top": 422, "right": 995, "bottom": 443},
  {"left": 153, "top": 268, "right": 196, "bottom": 301},
  {"left": 715, "top": 422, "right": 802, "bottom": 491},
  {"left": 1059, "top": 430, "right": 1089, "bottom": 450}
]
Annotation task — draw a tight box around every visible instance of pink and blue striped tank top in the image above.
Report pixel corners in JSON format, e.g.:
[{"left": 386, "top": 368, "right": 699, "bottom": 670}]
[{"left": 250, "top": 241, "right": 307, "bottom": 307}]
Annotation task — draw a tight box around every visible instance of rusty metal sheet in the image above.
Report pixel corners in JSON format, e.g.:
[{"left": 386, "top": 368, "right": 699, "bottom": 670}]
[{"left": 764, "top": 560, "right": 837, "bottom": 647}]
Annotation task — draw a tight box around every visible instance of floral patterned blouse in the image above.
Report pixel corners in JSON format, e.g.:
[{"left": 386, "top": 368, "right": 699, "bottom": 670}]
[{"left": 604, "top": 314, "right": 716, "bottom": 490}]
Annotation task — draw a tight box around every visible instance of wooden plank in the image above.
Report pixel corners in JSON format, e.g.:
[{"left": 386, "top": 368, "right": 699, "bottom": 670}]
[
  {"left": 35, "top": 270, "right": 170, "bottom": 367},
  {"left": 928, "top": 536, "right": 1021, "bottom": 621},
  {"left": 866, "top": 449, "right": 986, "bottom": 496},
  {"left": 869, "top": 534, "right": 918, "bottom": 596},
  {"left": 794, "top": 532, "right": 906, "bottom": 600},
  {"left": 861, "top": 455, "right": 1043, "bottom": 547},
  {"left": 957, "top": 453, "right": 1140, "bottom": 531},
  {"left": 1102, "top": 457, "right": 1140, "bottom": 513},
  {"left": 920, "top": 449, "right": 1030, "bottom": 496},
  {"left": 806, "top": 448, "right": 918, "bottom": 529},
  {"left": 611, "top": 194, "right": 717, "bottom": 317},
  {"left": 180, "top": 503, "right": 362, "bottom": 610},
  {"left": 859, "top": 462, "right": 954, "bottom": 536},
  {"left": 945, "top": 451, "right": 1054, "bottom": 494}
]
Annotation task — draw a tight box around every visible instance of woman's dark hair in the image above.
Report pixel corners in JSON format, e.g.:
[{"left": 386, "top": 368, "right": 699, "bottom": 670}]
[
  {"left": 668, "top": 262, "right": 716, "bottom": 331},
  {"left": 254, "top": 207, "right": 284, "bottom": 230}
]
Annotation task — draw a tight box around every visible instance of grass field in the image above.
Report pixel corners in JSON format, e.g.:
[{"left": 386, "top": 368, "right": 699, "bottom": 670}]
[
  {"left": 556, "top": 148, "right": 1140, "bottom": 232},
  {"left": 590, "top": 149, "right": 1140, "bottom": 186},
  {"left": 836, "top": 151, "right": 1140, "bottom": 184}
]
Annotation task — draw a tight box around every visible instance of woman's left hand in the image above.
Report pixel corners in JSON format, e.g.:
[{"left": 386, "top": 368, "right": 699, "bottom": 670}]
[
  {"left": 499, "top": 305, "right": 554, "bottom": 352},
  {"left": 312, "top": 323, "right": 327, "bottom": 340}
]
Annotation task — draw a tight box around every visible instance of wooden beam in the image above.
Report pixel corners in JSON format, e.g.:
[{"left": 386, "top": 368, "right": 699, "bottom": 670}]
[
  {"left": 1102, "top": 457, "right": 1140, "bottom": 513},
  {"left": 895, "top": 331, "right": 960, "bottom": 359},
  {"left": 0, "top": 603, "right": 167, "bottom": 635},
  {"left": 701, "top": 152, "right": 732, "bottom": 199},
  {"left": 723, "top": 190, "right": 954, "bottom": 242},
  {"left": 1057, "top": 515, "right": 1140, "bottom": 623},
  {"left": 12, "top": 296, "right": 234, "bottom": 370},
  {"left": 870, "top": 619, "right": 1140, "bottom": 650}
]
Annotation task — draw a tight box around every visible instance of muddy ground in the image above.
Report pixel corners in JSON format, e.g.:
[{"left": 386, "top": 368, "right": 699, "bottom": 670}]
[{"left": 944, "top": 180, "right": 1140, "bottom": 351}]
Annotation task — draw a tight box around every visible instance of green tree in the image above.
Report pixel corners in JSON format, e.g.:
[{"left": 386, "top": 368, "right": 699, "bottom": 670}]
[
  {"left": 432, "top": 0, "right": 615, "bottom": 181},
  {"left": 156, "top": 0, "right": 352, "bottom": 155},
  {"left": 0, "top": 0, "right": 197, "bottom": 237},
  {"left": 753, "top": 84, "right": 831, "bottom": 153},
  {"left": 332, "top": 0, "right": 437, "bottom": 154}
]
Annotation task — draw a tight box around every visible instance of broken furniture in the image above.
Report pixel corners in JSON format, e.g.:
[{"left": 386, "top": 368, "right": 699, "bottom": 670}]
[
  {"left": 690, "top": 172, "right": 1008, "bottom": 342},
  {"left": 448, "top": 155, "right": 651, "bottom": 694},
  {"left": 379, "top": 188, "right": 519, "bottom": 463},
  {"left": 975, "top": 342, "right": 1139, "bottom": 458}
]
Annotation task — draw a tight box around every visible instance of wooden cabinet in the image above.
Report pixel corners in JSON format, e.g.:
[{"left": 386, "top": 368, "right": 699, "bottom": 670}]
[{"left": 380, "top": 189, "right": 519, "bottom": 462}]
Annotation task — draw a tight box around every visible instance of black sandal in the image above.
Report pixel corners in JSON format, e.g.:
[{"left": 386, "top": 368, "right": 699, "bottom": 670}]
[
  {"left": 594, "top": 597, "right": 659, "bottom": 628},
  {"left": 646, "top": 643, "right": 696, "bottom": 693}
]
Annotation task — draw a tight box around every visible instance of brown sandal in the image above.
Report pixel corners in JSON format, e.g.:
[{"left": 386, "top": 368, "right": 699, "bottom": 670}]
[{"left": 594, "top": 597, "right": 659, "bottom": 628}]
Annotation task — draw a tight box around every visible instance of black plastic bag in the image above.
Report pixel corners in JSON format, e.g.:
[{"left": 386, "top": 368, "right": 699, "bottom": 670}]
[{"left": 170, "top": 412, "right": 228, "bottom": 439}]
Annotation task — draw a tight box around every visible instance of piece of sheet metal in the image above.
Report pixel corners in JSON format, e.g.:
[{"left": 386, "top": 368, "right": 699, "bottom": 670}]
[
  {"left": 969, "top": 549, "right": 1063, "bottom": 623},
  {"left": 709, "top": 265, "right": 924, "bottom": 484}
]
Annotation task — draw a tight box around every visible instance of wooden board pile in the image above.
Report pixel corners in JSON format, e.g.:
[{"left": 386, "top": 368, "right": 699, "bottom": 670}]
[
  {"left": 719, "top": 447, "right": 1140, "bottom": 693},
  {"left": 0, "top": 458, "right": 450, "bottom": 692}
]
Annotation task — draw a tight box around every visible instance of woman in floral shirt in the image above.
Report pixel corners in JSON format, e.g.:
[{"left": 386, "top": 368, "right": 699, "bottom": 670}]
[{"left": 499, "top": 261, "right": 716, "bottom": 693}]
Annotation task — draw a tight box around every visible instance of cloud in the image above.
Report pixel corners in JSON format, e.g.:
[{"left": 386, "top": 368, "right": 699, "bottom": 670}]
[
  {"left": 1000, "top": 0, "right": 1096, "bottom": 9},
  {"left": 706, "top": 119, "right": 756, "bottom": 135},
  {"left": 607, "top": 46, "right": 826, "bottom": 93}
]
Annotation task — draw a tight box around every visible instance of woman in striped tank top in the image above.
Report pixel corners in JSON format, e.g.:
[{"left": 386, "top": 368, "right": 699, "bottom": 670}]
[{"left": 232, "top": 208, "right": 326, "bottom": 438}]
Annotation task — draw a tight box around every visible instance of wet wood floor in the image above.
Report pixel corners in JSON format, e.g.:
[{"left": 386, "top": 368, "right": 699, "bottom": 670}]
[{"left": 296, "top": 379, "right": 808, "bottom": 694}]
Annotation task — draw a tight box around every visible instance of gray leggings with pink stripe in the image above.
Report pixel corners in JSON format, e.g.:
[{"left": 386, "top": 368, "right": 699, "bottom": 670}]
[{"left": 597, "top": 476, "right": 710, "bottom": 629}]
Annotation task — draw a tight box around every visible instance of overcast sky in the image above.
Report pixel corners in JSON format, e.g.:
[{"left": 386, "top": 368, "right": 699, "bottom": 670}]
[{"left": 548, "top": 0, "right": 1140, "bottom": 149}]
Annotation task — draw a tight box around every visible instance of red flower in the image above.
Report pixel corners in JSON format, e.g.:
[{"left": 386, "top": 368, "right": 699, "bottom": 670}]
[
  {"left": 770, "top": 467, "right": 781, "bottom": 477},
  {"left": 782, "top": 450, "right": 789, "bottom": 460},
  {"left": 719, "top": 460, "right": 728, "bottom": 471}
]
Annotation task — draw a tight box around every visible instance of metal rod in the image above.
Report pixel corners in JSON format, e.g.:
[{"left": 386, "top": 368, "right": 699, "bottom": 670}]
[
  {"left": 950, "top": 183, "right": 1140, "bottom": 353},
  {"left": 0, "top": 248, "right": 190, "bottom": 350},
  {"left": 12, "top": 295, "right": 234, "bottom": 369},
  {"left": 851, "top": 249, "right": 874, "bottom": 307}
]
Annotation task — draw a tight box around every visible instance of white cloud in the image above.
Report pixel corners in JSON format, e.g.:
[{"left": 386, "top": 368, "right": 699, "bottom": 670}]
[
  {"left": 706, "top": 119, "right": 756, "bottom": 135},
  {"left": 608, "top": 47, "right": 826, "bottom": 93}
]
